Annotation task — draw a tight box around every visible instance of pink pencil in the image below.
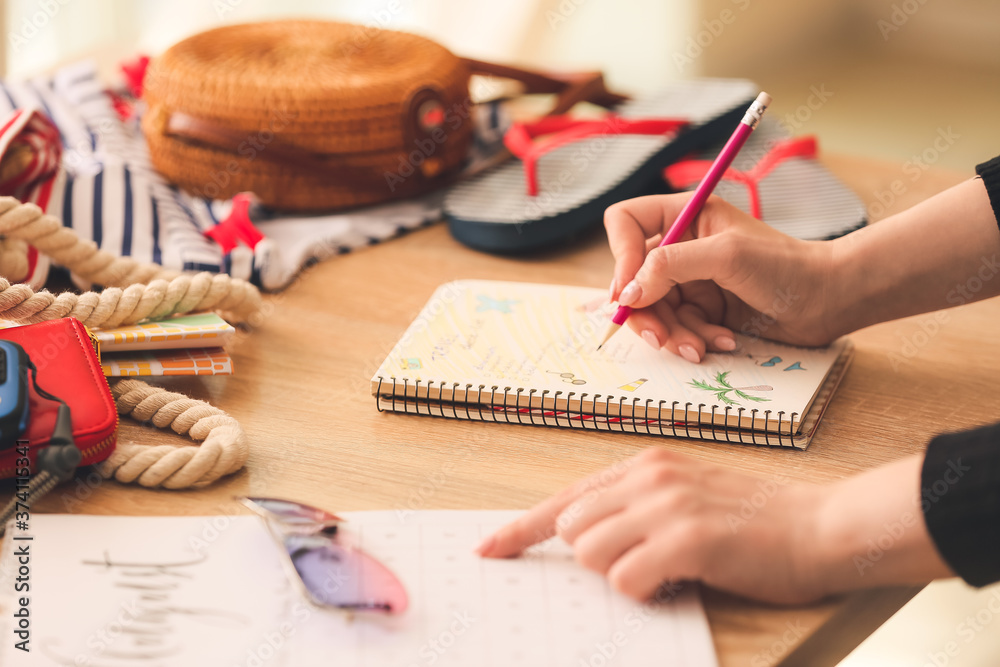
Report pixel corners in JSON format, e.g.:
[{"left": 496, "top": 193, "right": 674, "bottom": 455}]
[{"left": 596, "top": 91, "right": 772, "bottom": 350}]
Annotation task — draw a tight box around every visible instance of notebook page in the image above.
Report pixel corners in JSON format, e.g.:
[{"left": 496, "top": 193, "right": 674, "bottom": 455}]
[
  {"left": 290, "top": 510, "right": 718, "bottom": 666},
  {"left": 372, "top": 280, "right": 847, "bottom": 429},
  {"left": 0, "top": 513, "right": 719, "bottom": 667}
]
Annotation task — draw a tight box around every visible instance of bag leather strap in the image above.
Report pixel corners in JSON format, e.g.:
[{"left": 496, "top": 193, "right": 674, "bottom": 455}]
[
  {"left": 164, "top": 112, "right": 382, "bottom": 183},
  {"left": 160, "top": 58, "right": 629, "bottom": 176}
]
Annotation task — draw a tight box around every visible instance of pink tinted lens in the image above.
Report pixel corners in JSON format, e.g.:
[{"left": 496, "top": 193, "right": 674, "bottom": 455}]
[
  {"left": 288, "top": 538, "right": 409, "bottom": 614},
  {"left": 246, "top": 497, "right": 343, "bottom": 526}
]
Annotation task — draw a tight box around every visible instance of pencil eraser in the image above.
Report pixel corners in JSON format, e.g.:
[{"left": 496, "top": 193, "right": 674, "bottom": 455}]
[{"left": 756, "top": 92, "right": 772, "bottom": 107}]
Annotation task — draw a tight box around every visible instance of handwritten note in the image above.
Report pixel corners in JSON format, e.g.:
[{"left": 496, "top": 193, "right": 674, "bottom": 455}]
[{"left": 0, "top": 516, "right": 291, "bottom": 666}]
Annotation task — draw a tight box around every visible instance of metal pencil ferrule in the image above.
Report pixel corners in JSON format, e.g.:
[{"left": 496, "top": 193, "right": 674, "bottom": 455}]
[{"left": 742, "top": 99, "right": 768, "bottom": 129}]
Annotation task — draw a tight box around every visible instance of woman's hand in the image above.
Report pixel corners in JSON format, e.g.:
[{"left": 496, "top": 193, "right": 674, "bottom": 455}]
[
  {"left": 604, "top": 194, "right": 839, "bottom": 362},
  {"left": 477, "top": 448, "right": 829, "bottom": 604},
  {"left": 477, "top": 449, "right": 954, "bottom": 605},
  {"left": 605, "top": 176, "right": 1000, "bottom": 362}
]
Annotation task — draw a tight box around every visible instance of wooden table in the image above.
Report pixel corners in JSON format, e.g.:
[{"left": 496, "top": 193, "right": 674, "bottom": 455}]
[{"left": 10, "top": 156, "right": 998, "bottom": 666}]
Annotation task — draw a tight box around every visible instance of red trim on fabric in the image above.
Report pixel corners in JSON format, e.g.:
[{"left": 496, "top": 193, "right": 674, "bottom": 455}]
[
  {"left": 108, "top": 91, "right": 134, "bottom": 121},
  {"left": 121, "top": 54, "right": 151, "bottom": 99},
  {"left": 24, "top": 244, "right": 38, "bottom": 282},
  {"left": 504, "top": 115, "right": 689, "bottom": 196},
  {"left": 0, "top": 109, "right": 24, "bottom": 138},
  {"left": 663, "top": 136, "right": 818, "bottom": 219},
  {"left": 34, "top": 174, "right": 55, "bottom": 212},
  {"left": 0, "top": 109, "right": 62, "bottom": 207},
  {"left": 204, "top": 193, "right": 266, "bottom": 253}
]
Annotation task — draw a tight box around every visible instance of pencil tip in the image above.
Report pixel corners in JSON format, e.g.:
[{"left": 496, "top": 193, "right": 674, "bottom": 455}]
[{"left": 596, "top": 321, "right": 621, "bottom": 351}]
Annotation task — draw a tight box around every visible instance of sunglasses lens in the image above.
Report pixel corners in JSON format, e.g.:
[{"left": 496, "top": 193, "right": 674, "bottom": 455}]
[
  {"left": 288, "top": 538, "right": 409, "bottom": 614},
  {"left": 245, "top": 497, "right": 343, "bottom": 526}
]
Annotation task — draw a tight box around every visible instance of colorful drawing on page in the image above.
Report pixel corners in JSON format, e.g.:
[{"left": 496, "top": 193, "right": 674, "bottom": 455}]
[
  {"left": 619, "top": 378, "right": 648, "bottom": 392},
  {"left": 475, "top": 295, "right": 520, "bottom": 314},
  {"left": 400, "top": 357, "right": 422, "bottom": 370},
  {"left": 746, "top": 355, "right": 806, "bottom": 371},
  {"left": 548, "top": 371, "right": 586, "bottom": 385},
  {"left": 688, "top": 372, "right": 772, "bottom": 406}
]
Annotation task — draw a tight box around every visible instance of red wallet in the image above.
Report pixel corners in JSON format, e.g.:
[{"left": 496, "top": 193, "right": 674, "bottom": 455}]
[{"left": 0, "top": 318, "right": 117, "bottom": 478}]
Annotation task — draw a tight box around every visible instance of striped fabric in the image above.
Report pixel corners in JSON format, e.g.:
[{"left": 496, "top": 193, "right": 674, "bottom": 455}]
[
  {"left": 0, "top": 109, "right": 62, "bottom": 207},
  {"left": 0, "top": 61, "right": 509, "bottom": 292},
  {"left": 0, "top": 108, "right": 62, "bottom": 288}
]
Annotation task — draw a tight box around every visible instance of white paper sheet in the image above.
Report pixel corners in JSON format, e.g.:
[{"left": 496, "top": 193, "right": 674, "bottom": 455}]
[{"left": 0, "top": 512, "right": 719, "bottom": 666}]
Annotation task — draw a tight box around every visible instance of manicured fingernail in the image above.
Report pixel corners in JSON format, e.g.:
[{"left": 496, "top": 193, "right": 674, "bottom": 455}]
[
  {"left": 618, "top": 281, "right": 641, "bottom": 306},
  {"left": 609, "top": 278, "right": 618, "bottom": 301},
  {"left": 715, "top": 336, "right": 736, "bottom": 351},
  {"left": 678, "top": 344, "right": 700, "bottom": 363},
  {"left": 475, "top": 534, "right": 496, "bottom": 556},
  {"left": 641, "top": 329, "right": 661, "bottom": 349}
]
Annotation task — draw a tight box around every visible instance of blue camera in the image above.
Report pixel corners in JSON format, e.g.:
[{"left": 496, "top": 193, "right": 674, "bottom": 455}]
[{"left": 0, "top": 340, "right": 30, "bottom": 448}]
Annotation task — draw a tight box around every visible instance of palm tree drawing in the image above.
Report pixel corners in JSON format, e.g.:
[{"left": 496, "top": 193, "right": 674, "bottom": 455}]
[{"left": 689, "top": 371, "right": 772, "bottom": 406}]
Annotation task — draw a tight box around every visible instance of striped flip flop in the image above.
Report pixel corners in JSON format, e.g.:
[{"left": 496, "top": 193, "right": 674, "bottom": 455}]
[
  {"left": 443, "top": 79, "right": 759, "bottom": 253},
  {"left": 664, "top": 118, "right": 867, "bottom": 240}
]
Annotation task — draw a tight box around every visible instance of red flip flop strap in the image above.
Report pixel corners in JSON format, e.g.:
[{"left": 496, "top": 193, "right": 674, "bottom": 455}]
[
  {"left": 505, "top": 116, "right": 688, "bottom": 196},
  {"left": 664, "top": 160, "right": 760, "bottom": 218},
  {"left": 664, "top": 136, "right": 819, "bottom": 220},
  {"left": 513, "top": 115, "right": 601, "bottom": 139},
  {"left": 746, "top": 136, "right": 818, "bottom": 182}
]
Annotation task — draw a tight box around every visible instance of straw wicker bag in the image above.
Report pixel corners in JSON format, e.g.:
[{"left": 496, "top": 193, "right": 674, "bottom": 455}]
[{"left": 142, "top": 20, "right": 474, "bottom": 211}]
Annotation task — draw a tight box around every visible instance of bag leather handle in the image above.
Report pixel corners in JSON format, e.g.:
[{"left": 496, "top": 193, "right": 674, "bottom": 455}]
[{"left": 461, "top": 58, "right": 629, "bottom": 115}]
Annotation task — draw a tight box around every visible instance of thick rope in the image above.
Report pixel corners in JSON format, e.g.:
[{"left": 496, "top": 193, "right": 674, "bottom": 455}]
[
  {"left": 0, "top": 196, "right": 256, "bottom": 488},
  {"left": 0, "top": 237, "right": 28, "bottom": 281},
  {"left": 99, "top": 379, "right": 249, "bottom": 489},
  {"left": 0, "top": 272, "right": 258, "bottom": 328},
  {"left": 0, "top": 196, "right": 261, "bottom": 324}
]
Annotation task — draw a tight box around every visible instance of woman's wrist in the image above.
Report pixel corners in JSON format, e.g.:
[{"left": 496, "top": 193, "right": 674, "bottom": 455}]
[
  {"left": 824, "top": 219, "right": 902, "bottom": 337},
  {"left": 806, "top": 455, "right": 955, "bottom": 597},
  {"left": 824, "top": 178, "right": 1000, "bottom": 337},
  {"left": 801, "top": 236, "right": 850, "bottom": 341}
]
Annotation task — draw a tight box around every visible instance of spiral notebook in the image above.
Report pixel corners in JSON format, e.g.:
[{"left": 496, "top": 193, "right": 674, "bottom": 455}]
[{"left": 370, "top": 280, "right": 853, "bottom": 449}]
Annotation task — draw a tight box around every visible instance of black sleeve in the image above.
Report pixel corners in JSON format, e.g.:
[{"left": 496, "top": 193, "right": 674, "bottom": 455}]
[
  {"left": 975, "top": 156, "right": 1000, "bottom": 231},
  {"left": 921, "top": 422, "right": 1000, "bottom": 587}
]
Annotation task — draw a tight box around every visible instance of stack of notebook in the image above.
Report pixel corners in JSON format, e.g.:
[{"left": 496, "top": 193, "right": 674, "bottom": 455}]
[{"left": 94, "top": 313, "right": 235, "bottom": 377}]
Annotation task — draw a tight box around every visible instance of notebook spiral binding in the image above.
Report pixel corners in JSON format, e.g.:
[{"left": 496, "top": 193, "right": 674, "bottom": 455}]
[{"left": 374, "top": 376, "right": 800, "bottom": 447}]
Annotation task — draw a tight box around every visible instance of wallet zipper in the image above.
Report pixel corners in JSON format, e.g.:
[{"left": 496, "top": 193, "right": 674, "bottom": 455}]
[
  {"left": 0, "top": 426, "right": 117, "bottom": 479},
  {"left": 0, "top": 324, "right": 121, "bottom": 490},
  {"left": 0, "top": 366, "right": 120, "bottom": 479}
]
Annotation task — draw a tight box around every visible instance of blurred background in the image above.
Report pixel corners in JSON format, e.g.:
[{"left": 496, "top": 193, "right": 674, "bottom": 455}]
[
  {"left": 4, "top": 0, "right": 1000, "bottom": 173},
  {"left": 3, "top": 1, "right": 1000, "bottom": 665}
]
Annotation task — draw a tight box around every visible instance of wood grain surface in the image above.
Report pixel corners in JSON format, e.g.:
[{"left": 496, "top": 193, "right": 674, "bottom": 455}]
[{"left": 2, "top": 155, "right": 990, "bottom": 667}]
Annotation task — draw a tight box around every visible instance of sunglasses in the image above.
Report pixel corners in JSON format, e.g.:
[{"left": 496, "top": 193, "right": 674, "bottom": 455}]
[{"left": 239, "top": 497, "right": 409, "bottom": 614}]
